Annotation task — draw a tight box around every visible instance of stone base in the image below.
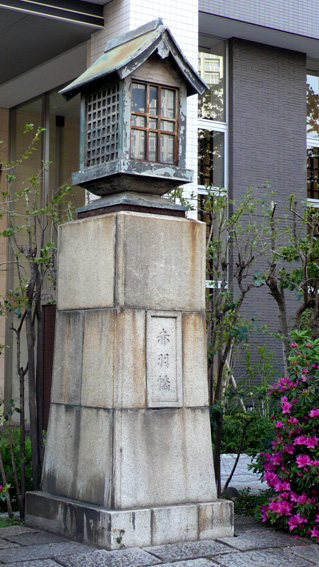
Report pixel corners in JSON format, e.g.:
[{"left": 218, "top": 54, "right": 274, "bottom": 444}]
[{"left": 26, "top": 492, "right": 233, "bottom": 550}]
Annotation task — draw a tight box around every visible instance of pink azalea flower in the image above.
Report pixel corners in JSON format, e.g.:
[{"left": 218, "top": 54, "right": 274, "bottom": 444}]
[
  {"left": 271, "top": 452, "right": 283, "bottom": 465},
  {"left": 297, "top": 494, "right": 308, "bottom": 504},
  {"left": 288, "top": 513, "right": 307, "bottom": 531},
  {"left": 294, "top": 435, "right": 307, "bottom": 445},
  {"left": 310, "top": 409, "right": 319, "bottom": 417},
  {"left": 291, "top": 343, "right": 298, "bottom": 348},
  {"left": 296, "top": 454, "right": 312, "bottom": 468},
  {"left": 284, "top": 444, "right": 295, "bottom": 454},
  {"left": 311, "top": 527, "right": 319, "bottom": 538},
  {"left": 281, "top": 396, "right": 292, "bottom": 414},
  {"left": 288, "top": 417, "right": 299, "bottom": 424},
  {"left": 305, "top": 436, "right": 319, "bottom": 449}
]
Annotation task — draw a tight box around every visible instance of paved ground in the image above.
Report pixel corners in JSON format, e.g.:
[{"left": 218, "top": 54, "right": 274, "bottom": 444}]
[
  {"left": 0, "top": 519, "right": 319, "bottom": 567},
  {"left": 220, "top": 453, "right": 264, "bottom": 494},
  {"left": 1, "top": 455, "right": 315, "bottom": 566}
]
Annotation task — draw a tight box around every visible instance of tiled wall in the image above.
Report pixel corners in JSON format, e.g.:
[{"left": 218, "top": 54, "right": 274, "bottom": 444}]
[
  {"left": 199, "top": 0, "right": 319, "bottom": 39},
  {"left": 228, "top": 39, "right": 307, "bottom": 378},
  {"left": 90, "top": 0, "right": 199, "bottom": 206}
]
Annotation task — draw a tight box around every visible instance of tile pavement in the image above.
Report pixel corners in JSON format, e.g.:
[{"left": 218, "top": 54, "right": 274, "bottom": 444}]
[
  {"left": 0, "top": 455, "right": 314, "bottom": 566},
  {"left": 0, "top": 519, "right": 318, "bottom": 567}
]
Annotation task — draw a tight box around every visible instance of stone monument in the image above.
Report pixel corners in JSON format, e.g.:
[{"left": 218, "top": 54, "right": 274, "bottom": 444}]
[{"left": 26, "top": 19, "right": 233, "bottom": 548}]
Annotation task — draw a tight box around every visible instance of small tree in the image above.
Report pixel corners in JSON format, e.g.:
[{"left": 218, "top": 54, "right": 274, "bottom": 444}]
[
  {"left": 199, "top": 188, "right": 273, "bottom": 494},
  {"left": 265, "top": 197, "right": 319, "bottom": 374},
  {"left": 0, "top": 125, "right": 74, "bottom": 517}
]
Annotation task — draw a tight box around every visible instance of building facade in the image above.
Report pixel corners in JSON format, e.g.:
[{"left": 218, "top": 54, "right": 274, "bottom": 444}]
[{"left": 0, "top": 0, "right": 317, "bottom": 417}]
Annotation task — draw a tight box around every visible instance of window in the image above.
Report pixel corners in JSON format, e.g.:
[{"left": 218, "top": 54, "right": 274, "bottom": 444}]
[
  {"left": 130, "top": 82, "right": 178, "bottom": 165},
  {"left": 307, "top": 73, "right": 319, "bottom": 139},
  {"left": 198, "top": 40, "right": 226, "bottom": 122},
  {"left": 307, "top": 71, "right": 319, "bottom": 204},
  {"left": 307, "top": 147, "right": 319, "bottom": 200},
  {"left": 198, "top": 130, "right": 224, "bottom": 188}
]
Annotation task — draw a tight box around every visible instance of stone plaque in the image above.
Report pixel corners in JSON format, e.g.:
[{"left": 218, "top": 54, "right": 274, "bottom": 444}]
[{"left": 146, "top": 311, "right": 182, "bottom": 407}]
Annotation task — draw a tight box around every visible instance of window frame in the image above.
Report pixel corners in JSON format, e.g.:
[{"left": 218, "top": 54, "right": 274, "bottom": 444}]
[{"left": 130, "top": 80, "right": 179, "bottom": 166}]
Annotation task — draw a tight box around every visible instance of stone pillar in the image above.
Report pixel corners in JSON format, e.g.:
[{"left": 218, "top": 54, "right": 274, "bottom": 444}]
[{"left": 26, "top": 209, "right": 233, "bottom": 548}]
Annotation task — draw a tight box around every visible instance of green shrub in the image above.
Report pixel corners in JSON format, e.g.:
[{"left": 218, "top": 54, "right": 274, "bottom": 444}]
[
  {"left": 220, "top": 411, "right": 276, "bottom": 456},
  {"left": 0, "top": 428, "right": 32, "bottom": 511},
  {"left": 234, "top": 487, "right": 274, "bottom": 517}
]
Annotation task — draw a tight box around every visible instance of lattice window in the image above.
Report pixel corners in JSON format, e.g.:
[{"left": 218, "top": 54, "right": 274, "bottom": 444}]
[{"left": 86, "top": 84, "right": 119, "bottom": 167}]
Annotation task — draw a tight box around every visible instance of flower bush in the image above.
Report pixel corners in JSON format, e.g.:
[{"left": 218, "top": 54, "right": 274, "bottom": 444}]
[{"left": 255, "top": 330, "right": 319, "bottom": 540}]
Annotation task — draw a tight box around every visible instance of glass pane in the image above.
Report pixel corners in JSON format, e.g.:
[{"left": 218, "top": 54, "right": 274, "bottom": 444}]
[
  {"left": 307, "top": 147, "right": 319, "bottom": 199},
  {"left": 198, "top": 40, "right": 226, "bottom": 121},
  {"left": 161, "top": 89, "right": 175, "bottom": 118},
  {"left": 149, "top": 132, "right": 157, "bottom": 161},
  {"left": 150, "top": 86, "right": 158, "bottom": 115},
  {"left": 160, "top": 134, "right": 174, "bottom": 164},
  {"left": 149, "top": 117, "right": 158, "bottom": 129},
  {"left": 161, "top": 120, "right": 175, "bottom": 132},
  {"left": 198, "top": 129, "right": 224, "bottom": 187},
  {"left": 132, "top": 83, "right": 146, "bottom": 113},
  {"left": 132, "top": 114, "right": 146, "bottom": 127},
  {"left": 131, "top": 129, "right": 145, "bottom": 159},
  {"left": 307, "top": 74, "right": 319, "bottom": 138}
]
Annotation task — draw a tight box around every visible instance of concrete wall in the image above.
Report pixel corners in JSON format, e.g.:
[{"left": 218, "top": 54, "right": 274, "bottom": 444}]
[{"left": 228, "top": 38, "right": 307, "bottom": 379}]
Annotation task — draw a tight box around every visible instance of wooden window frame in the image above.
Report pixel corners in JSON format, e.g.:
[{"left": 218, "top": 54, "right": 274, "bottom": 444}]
[{"left": 130, "top": 81, "right": 179, "bottom": 165}]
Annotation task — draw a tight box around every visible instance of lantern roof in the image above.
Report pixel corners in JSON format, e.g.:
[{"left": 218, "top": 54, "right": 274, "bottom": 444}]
[{"left": 60, "top": 18, "right": 207, "bottom": 100}]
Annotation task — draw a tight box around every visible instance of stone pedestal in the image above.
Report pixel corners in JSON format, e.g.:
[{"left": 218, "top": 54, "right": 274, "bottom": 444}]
[{"left": 26, "top": 211, "right": 233, "bottom": 548}]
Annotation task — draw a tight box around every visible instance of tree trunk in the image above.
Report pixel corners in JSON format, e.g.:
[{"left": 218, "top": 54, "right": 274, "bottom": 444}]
[
  {"left": 25, "top": 310, "right": 39, "bottom": 490},
  {"left": 213, "top": 412, "right": 223, "bottom": 497}
]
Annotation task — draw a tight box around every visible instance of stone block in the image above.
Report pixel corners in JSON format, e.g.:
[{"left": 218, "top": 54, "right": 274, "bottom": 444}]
[
  {"left": 0, "top": 526, "right": 39, "bottom": 537},
  {"left": 118, "top": 213, "right": 205, "bottom": 311},
  {"left": 57, "top": 212, "right": 205, "bottom": 312},
  {"left": 289, "top": 545, "right": 319, "bottom": 563},
  {"left": 63, "top": 501, "right": 152, "bottom": 549},
  {"left": 50, "top": 311, "right": 84, "bottom": 405},
  {"left": 217, "top": 530, "right": 305, "bottom": 551},
  {"left": 0, "top": 539, "right": 19, "bottom": 549},
  {"left": 27, "top": 492, "right": 234, "bottom": 550},
  {"left": 57, "top": 548, "right": 159, "bottom": 567},
  {"left": 199, "top": 501, "right": 234, "bottom": 540},
  {"left": 4, "top": 561, "right": 63, "bottom": 567},
  {"left": 214, "top": 548, "right": 313, "bottom": 567},
  {"left": 113, "top": 408, "right": 216, "bottom": 509},
  {"left": 26, "top": 490, "right": 65, "bottom": 536},
  {"left": 42, "top": 405, "right": 112, "bottom": 507},
  {"left": 182, "top": 312, "right": 209, "bottom": 407},
  {"left": 146, "top": 540, "right": 233, "bottom": 562},
  {"left": 152, "top": 505, "right": 198, "bottom": 545},
  {"left": 5, "top": 532, "right": 66, "bottom": 546},
  {"left": 81, "top": 309, "right": 115, "bottom": 408},
  {"left": 57, "top": 215, "right": 116, "bottom": 310},
  {"left": 0, "top": 541, "right": 92, "bottom": 564}
]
